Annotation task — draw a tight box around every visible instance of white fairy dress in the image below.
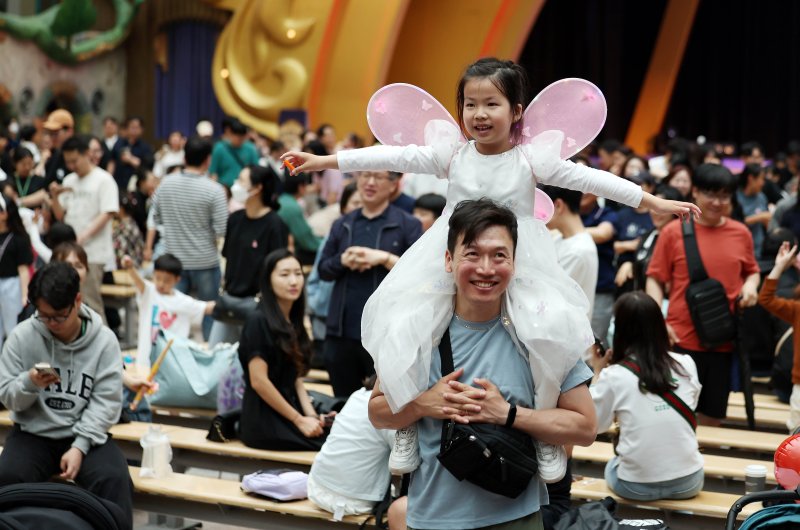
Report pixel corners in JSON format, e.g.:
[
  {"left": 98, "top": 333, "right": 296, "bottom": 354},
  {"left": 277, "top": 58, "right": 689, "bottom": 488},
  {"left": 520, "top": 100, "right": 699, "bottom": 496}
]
[{"left": 338, "top": 130, "right": 642, "bottom": 414}]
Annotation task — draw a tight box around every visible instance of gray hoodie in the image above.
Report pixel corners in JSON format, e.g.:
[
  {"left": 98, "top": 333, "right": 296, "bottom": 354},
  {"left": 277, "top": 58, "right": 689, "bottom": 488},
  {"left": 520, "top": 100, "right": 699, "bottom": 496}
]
[{"left": 0, "top": 304, "right": 122, "bottom": 454}]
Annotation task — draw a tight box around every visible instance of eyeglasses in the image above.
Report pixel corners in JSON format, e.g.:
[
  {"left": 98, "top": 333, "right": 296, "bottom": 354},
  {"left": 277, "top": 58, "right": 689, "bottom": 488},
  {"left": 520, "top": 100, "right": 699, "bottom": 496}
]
[
  {"left": 357, "top": 172, "right": 394, "bottom": 183},
  {"left": 697, "top": 190, "right": 732, "bottom": 203},
  {"left": 34, "top": 303, "right": 74, "bottom": 324}
]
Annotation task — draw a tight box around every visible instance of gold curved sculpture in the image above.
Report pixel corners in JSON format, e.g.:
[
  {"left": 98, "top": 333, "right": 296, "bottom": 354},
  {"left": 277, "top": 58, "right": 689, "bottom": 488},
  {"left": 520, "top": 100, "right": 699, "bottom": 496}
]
[{"left": 211, "top": 0, "right": 316, "bottom": 137}]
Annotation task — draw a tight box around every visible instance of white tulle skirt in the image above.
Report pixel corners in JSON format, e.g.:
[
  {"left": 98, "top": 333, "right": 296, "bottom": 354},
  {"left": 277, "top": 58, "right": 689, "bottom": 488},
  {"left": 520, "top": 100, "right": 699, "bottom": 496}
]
[{"left": 361, "top": 212, "right": 595, "bottom": 413}]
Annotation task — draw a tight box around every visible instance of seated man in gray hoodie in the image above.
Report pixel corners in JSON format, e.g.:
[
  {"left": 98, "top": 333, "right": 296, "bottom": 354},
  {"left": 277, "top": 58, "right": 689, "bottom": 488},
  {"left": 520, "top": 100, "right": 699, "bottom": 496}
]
[{"left": 0, "top": 262, "right": 133, "bottom": 524}]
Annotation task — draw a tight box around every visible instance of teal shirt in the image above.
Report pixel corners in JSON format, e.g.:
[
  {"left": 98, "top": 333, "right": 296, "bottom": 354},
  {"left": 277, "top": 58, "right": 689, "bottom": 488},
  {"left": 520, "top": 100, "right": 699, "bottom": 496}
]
[
  {"left": 209, "top": 140, "right": 260, "bottom": 188},
  {"left": 407, "top": 315, "right": 593, "bottom": 530},
  {"left": 277, "top": 194, "right": 322, "bottom": 252}
]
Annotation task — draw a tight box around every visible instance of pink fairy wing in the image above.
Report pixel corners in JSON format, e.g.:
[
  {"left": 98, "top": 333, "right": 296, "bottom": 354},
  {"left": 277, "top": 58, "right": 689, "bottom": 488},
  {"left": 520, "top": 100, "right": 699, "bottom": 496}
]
[
  {"left": 367, "top": 83, "right": 464, "bottom": 146},
  {"left": 533, "top": 189, "right": 554, "bottom": 222},
  {"left": 521, "top": 78, "right": 607, "bottom": 160}
]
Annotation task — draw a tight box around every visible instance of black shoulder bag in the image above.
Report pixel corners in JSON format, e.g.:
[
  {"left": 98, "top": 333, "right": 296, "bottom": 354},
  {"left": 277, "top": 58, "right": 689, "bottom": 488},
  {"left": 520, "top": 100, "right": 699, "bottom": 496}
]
[
  {"left": 435, "top": 329, "right": 538, "bottom": 498},
  {"left": 682, "top": 219, "right": 737, "bottom": 349}
]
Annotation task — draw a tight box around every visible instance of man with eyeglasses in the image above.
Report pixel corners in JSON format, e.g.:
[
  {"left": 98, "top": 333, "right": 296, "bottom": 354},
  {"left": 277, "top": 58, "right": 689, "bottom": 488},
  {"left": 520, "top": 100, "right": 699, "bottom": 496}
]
[
  {"left": 319, "top": 169, "right": 422, "bottom": 397},
  {"left": 0, "top": 261, "right": 133, "bottom": 524},
  {"left": 646, "top": 163, "right": 760, "bottom": 427}
]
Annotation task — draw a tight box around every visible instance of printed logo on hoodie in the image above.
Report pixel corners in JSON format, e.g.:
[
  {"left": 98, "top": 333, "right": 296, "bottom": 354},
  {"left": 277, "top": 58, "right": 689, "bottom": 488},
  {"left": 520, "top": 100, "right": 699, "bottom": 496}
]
[{"left": 43, "top": 367, "right": 94, "bottom": 411}]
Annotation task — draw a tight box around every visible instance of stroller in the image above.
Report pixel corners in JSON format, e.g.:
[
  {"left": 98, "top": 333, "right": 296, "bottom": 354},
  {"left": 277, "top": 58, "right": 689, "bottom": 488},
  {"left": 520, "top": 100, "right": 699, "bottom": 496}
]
[{"left": 725, "top": 485, "right": 800, "bottom": 529}]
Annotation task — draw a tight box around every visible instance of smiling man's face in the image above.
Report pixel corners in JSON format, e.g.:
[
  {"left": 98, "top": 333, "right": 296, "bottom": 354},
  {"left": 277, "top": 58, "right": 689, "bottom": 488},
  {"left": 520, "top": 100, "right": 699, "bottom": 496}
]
[{"left": 446, "top": 225, "right": 515, "bottom": 316}]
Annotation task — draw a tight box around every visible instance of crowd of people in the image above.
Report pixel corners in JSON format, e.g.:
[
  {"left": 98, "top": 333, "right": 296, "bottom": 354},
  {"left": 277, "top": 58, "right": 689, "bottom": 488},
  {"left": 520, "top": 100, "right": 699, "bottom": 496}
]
[{"left": 0, "top": 55, "right": 799, "bottom": 528}]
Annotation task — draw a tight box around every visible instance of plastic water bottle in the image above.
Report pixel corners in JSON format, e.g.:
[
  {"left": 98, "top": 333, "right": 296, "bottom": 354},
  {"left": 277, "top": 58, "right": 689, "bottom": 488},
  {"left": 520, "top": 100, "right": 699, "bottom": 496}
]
[{"left": 140, "top": 425, "right": 173, "bottom": 478}]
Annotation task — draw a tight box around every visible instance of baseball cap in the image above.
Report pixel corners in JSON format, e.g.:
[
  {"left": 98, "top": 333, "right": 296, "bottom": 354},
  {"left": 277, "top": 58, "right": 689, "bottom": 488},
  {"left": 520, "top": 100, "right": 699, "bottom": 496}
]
[{"left": 43, "top": 109, "right": 74, "bottom": 131}]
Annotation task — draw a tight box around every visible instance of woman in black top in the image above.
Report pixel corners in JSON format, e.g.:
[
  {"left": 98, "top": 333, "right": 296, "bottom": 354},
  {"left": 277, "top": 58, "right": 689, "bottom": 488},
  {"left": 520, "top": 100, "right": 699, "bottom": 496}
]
[
  {"left": 209, "top": 165, "right": 289, "bottom": 345},
  {"left": 0, "top": 193, "right": 32, "bottom": 350},
  {"left": 238, "top": 248, "right": 327, "bottom": 450}
]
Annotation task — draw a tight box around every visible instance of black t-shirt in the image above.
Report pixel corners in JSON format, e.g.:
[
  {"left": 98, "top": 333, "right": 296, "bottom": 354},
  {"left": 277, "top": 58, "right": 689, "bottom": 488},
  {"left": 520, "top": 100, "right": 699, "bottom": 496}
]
[
  {"left": 10, "top": 173, "right": 48, "bottom": 199},
  {"left": 44, "top": 149, "right": 67, "bottom": 187},
  {"left": 222, "top": 210, "right": 289, "bottom": 297},
  {"left": 237, "top": 311, "right": 324, "bottom": 451},
  {"left": 0, "top": 232, "right": 33, "bottom": 278}
]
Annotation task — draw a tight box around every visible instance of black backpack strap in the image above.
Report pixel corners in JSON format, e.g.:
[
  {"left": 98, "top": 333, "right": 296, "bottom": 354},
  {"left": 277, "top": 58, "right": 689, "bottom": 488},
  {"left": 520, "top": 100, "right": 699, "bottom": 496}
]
[
  {"left": 681, "top": 219, "right": 708, "bottom": 283},
  {"left": 439, "top": 329, "right": 455, "bottom": 449}
]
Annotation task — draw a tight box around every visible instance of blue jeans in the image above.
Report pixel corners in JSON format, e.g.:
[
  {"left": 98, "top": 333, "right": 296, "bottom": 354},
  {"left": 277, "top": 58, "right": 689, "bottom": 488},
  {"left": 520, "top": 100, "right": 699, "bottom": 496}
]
[
  {"left": 604, "top": 456, "right": 704, "bottom": 501},
  {"left": 175, "top": 266, "right": 221, "bottom": 340}
]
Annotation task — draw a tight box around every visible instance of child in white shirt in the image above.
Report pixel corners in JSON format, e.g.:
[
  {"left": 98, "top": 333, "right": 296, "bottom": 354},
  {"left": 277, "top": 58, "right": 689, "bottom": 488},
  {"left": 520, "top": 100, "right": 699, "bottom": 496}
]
[{"left": 122, "top": 253, "right": 215, "bottom": 369}]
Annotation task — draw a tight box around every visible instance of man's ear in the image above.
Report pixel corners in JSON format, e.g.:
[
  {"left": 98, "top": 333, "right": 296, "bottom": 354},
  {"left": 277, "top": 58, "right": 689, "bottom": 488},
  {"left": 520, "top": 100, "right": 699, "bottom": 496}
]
[
  {"left": 444, "top": 249, "right": 453, "bottom": 273},
  {"left": 75, "top": 292, "right": 82, "bottom": 310}
]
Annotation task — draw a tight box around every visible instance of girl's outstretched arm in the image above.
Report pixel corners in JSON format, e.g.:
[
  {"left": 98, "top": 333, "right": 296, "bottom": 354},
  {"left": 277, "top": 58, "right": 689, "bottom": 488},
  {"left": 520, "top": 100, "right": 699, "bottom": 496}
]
[
  {"left": 281, "top": 151, "right": 339, "bottom": 174},
  {"left": 640, "top": 192, "right": 702, "bottom": 221}
]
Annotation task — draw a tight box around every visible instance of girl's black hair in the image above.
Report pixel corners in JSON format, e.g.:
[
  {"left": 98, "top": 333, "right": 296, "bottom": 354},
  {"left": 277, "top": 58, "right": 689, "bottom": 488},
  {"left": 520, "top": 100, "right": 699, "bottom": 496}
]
[
  {"left": 611, "top": 291, "right": 687, "bottom": 394},
  {"left": 247, "top": 165, "right": 281, "bottom": 210},
  {"left": 12, "top": 146, "right": 33, "bottom": 165},
  {"left": 338, "top": 182, "right": 358, "bottom": 213},
  {"left": 0, "top": 193, "right": 30, "bottom": 243},
  {"left": 456, "top": 57, "right": 530, "bottom": 144},
  {"left": 258, "top": 249, "right": 311, "bottom": 376}
]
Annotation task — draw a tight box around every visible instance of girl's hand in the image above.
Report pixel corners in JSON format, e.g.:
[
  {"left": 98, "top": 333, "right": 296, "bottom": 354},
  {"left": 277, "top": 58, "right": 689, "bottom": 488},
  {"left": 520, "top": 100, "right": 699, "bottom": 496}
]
[
  {"left": 294, "top": 415, "right": 324, "bottom": 437},
  {"left": 280, "top": 151, "right": 337, "bottom": 175},
  {"left": 774, "top": 242, "right": 798, "bottom": 274},
  {"left": 642, "top": 193, "right": 701, "bottom": 221}
]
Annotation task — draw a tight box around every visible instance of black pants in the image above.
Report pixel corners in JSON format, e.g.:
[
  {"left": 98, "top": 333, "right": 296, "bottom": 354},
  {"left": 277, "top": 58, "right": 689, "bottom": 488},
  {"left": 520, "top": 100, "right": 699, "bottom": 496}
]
[
  {"left": 0, "top": 426, "right": 133, "bottom": 525},
  {"left": 324, "top": 335, "right": 375, "bottom": 397}
]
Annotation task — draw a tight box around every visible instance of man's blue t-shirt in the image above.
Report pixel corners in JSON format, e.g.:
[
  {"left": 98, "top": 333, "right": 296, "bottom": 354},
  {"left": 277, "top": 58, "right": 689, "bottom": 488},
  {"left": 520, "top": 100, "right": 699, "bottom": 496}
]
[
  {"left": 407, "top": 316, "right": 593, "bottom": 530},
  {"left": 736, "top": 190, "right": 768, "bottom": 258}
]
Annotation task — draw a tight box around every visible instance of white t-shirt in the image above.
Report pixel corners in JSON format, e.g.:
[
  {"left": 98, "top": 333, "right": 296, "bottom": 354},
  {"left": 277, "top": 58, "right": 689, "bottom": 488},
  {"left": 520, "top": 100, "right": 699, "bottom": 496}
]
[
  {"left": 59, "top": 166, "right": 119, "bottom": 263},
  {"left": 553, "top": 230, "right": 598, "bottom": 317},
  {"left": 309, "top": 389, "right": 395, "bottom": 502},
  {"left": 590, "top": 352, "right": 704, "bottom": 483},
  {"left": 135, "top": 281, "right": 206, "bottom": 368}
]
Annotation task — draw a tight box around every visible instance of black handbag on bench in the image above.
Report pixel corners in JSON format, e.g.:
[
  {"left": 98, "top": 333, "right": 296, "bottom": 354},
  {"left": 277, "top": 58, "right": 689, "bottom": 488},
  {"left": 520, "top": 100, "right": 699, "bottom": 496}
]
[{"left": 435, "top": 329, "right": 538, "bottom": 499}]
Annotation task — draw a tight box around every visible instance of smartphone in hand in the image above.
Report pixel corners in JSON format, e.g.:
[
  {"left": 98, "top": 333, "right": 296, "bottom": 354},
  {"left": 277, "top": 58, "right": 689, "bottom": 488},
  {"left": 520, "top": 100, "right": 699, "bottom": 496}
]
[{"left": 34, "top": 362, "right": 60, "bottom": 379}]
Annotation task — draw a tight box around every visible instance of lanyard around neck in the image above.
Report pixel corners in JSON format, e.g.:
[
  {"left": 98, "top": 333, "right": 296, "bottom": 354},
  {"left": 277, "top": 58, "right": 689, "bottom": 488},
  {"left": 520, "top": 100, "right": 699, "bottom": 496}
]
[{"left": 15, "top": 175, "right": 31, "bottom": 197}]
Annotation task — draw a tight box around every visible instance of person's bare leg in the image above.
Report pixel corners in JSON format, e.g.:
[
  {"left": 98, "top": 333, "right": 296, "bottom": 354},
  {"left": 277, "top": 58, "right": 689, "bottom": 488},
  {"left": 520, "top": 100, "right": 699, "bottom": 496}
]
[{"left": 388, "top": 496, "right": 407, "bottom": 530}]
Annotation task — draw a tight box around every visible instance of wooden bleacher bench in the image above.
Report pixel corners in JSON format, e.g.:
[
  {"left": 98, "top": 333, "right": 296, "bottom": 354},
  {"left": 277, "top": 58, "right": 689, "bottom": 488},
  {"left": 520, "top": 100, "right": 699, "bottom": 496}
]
[
  {"left": 570, "top": 476, "right": 758, "bottom": 520},
  {"left": 729, "top": 392, "right": 790, "bottom": 412},
  {"left": 696, "top": 425, "right": 787, "bottom": 453},
  {"left": 306, "top": 369, "right": 331, "bottom": 383},
  {"left": 572, "top": 441, "right": 777, "bottom": 483},
  {"left": 130, "top": 466, "right": 372, "bottom": 529},
  {"left": 725, "top": 404, "right": 788, "bottom": 430}
]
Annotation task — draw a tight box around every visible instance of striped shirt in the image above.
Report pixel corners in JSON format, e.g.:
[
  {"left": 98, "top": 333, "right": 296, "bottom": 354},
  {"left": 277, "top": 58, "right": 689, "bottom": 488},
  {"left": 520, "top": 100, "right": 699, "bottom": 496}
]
[{"left": 151, "top": 171, "right": 228, "bottom": 270}]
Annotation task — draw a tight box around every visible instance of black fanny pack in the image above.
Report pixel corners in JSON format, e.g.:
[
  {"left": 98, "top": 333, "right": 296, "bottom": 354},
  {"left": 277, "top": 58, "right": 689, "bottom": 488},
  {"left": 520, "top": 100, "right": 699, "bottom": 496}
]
[{"left": 435, "top": 329, "right": 538, "bottom": 498}]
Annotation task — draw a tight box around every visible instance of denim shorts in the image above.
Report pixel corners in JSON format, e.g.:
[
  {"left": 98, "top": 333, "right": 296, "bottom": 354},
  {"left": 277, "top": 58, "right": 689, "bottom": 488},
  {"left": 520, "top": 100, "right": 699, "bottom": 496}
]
[{"left": 605, "top": 456, "right": 704, "bottom": 501}]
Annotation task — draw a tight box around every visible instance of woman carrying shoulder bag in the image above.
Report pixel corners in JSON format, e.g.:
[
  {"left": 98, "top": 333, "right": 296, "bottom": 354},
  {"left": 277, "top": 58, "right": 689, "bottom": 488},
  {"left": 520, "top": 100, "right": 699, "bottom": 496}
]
[
  {"left": 209, "top": 165, "right": 289, "bottom": 346},
  {"left": 590, "top": 291, "right": 704, "bottom": 501},
  {"left": 238, "top": 248, "right": 329, "bottom": 450}
]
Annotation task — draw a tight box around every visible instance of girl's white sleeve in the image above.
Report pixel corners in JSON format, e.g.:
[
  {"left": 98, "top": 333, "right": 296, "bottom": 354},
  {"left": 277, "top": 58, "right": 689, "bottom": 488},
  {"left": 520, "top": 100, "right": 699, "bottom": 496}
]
[
  {"left": 589, "top": 367, "right": 619, "bottom": 433},
  {"left": 519, "top": 133, "right": 643, "bottom": 207},
  {"left": 337, "top": 143, "right": 456, "bottom": 179},
  {"left": 540, "top": 159, "right": 644, "bottom": 207}
]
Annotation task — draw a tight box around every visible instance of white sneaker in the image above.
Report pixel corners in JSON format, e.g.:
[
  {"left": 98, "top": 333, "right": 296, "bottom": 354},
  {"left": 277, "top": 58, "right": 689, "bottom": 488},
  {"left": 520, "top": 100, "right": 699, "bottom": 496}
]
[
  {"left": 389, "top": 425, "right": 421, "bottom": 475},
  {"left": 536, "top": 442, "right": 567, "bottom": 483}
]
